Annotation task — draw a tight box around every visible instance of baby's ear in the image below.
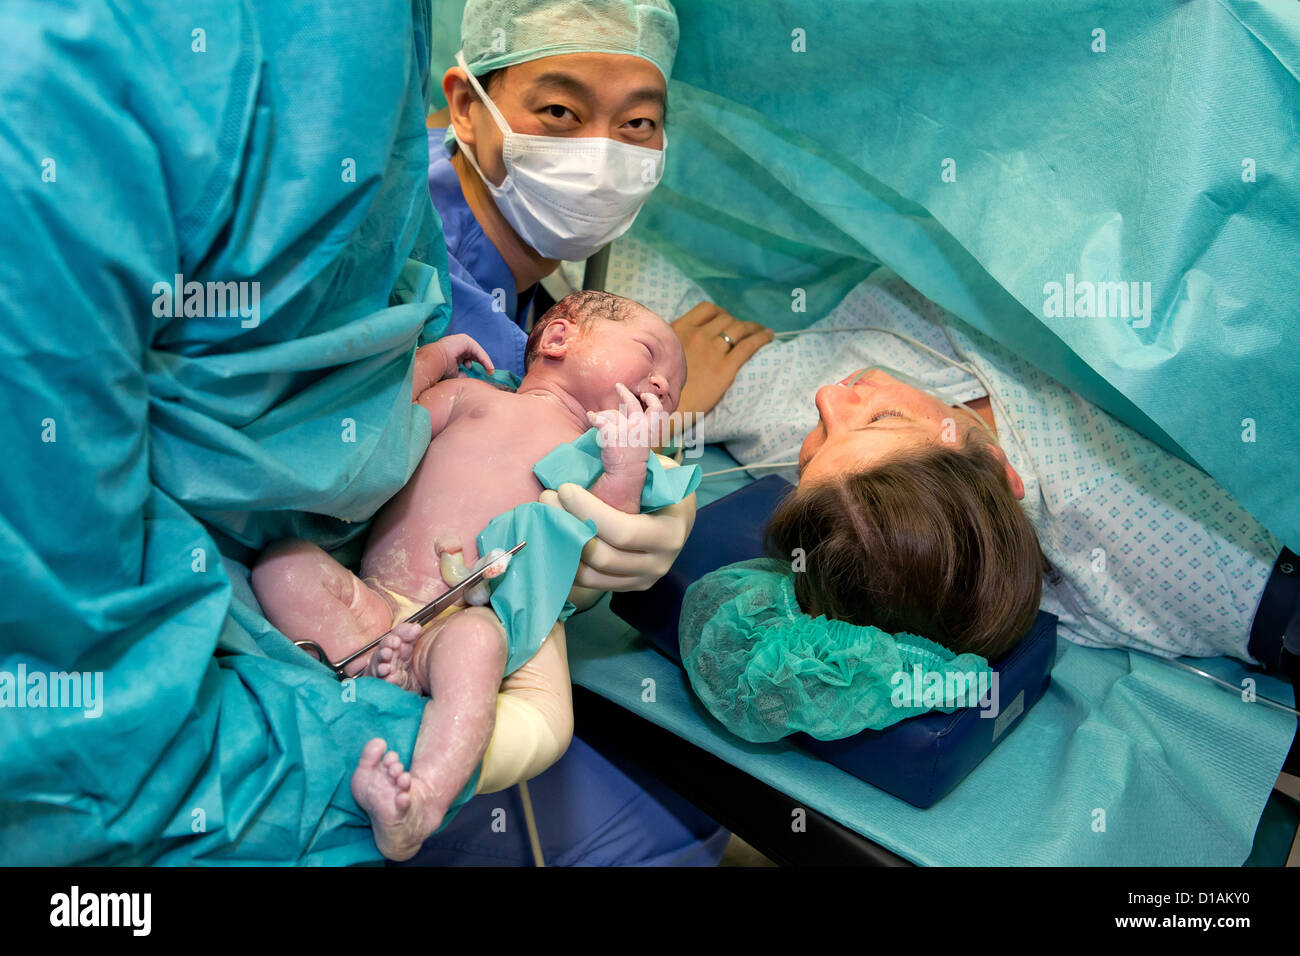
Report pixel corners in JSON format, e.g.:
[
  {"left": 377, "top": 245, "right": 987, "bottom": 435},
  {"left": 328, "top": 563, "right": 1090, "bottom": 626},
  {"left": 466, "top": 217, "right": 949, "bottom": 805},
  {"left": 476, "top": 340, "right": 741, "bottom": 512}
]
[{"left": 535, "top": 318, "right": 576, "bottom": 359}]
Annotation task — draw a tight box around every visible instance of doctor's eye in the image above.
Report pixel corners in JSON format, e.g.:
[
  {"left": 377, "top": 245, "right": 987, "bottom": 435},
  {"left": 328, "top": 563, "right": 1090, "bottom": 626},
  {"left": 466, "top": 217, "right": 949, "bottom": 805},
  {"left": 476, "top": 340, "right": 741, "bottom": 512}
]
[{"left": 543, "top": 104, "right": 577, "bottom": 121}]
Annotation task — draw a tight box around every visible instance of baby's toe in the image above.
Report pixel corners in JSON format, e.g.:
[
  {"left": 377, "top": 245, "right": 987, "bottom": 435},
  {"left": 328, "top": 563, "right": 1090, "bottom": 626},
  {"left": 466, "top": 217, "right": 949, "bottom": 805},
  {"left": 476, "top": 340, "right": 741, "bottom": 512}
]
[
  {"left": 391, "top": 622, "right": 422, "bottom": 644},
  {"left": 358, "top": 738, "right": 387, "bottom": 769}
]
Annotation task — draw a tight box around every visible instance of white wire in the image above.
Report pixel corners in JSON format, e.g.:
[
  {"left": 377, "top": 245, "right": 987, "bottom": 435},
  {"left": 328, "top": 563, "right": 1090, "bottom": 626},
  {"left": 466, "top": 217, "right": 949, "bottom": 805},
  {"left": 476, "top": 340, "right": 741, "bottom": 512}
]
[
  {"left": 1154, "top": 656, "right": 1299, "bottom": 717},
  {"left": 773, "top": 327, "right": 867, "bottom": 336},
  {"left": 701, "top": 460, "right": 798, "bottom": 479},
  {"left": 517, "top": 780, "right": 545, "bottom": 867}
]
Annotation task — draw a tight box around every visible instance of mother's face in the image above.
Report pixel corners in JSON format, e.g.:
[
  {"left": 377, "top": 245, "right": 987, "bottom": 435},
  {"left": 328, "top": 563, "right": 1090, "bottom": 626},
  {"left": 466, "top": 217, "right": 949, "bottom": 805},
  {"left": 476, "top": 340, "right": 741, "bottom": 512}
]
[
  {"left": 458, "top": 52, "right": 667, "bottom": 188},
  {"left": 796, "top": 369, "right": 990, "bottom": 486}
]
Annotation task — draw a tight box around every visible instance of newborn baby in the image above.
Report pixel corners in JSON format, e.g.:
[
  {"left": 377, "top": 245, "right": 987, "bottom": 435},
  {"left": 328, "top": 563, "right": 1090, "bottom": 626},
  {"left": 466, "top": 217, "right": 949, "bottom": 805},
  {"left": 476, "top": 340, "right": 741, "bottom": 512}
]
[{"left": 252, "top": 290, "right": 686, "bottom": 859}]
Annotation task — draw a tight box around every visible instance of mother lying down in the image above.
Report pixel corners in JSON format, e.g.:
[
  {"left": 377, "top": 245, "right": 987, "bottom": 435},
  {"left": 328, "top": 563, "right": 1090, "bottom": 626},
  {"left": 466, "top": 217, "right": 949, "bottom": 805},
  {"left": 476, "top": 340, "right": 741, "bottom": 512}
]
[
  {"left": 692, "top": 270, "right": 1280, "bottom": 670},
  {"left": 775, "top": 366, "right": 1044, "bottom": 663},
  {"left": 252, "top": 290, "right": 687, "bottom": 860}
]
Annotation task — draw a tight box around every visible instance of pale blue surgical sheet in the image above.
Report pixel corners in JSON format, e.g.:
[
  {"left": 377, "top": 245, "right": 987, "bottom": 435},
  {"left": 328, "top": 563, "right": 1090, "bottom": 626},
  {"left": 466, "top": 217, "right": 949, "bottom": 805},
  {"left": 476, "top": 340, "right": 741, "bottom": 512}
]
[{"left": 566, "top": 447, "right": 1297, "bottom": 865}]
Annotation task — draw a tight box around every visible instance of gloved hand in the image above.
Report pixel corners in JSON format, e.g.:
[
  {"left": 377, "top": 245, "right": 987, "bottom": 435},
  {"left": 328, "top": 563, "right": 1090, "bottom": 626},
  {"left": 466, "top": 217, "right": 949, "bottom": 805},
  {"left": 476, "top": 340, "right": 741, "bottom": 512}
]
[{"left": 539, "top": 454, "right": 697, "bottom": 599}]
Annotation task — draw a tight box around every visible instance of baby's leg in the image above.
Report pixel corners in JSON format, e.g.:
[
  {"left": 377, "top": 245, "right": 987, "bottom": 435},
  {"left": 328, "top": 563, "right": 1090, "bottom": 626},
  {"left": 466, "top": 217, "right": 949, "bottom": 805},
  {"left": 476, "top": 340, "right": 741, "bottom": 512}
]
[
  {"left": 351, "top": 606, "right": 507, "bottom": 860},
  {"left": 252, "top": 539, "right": 398, "bottom": 676}
]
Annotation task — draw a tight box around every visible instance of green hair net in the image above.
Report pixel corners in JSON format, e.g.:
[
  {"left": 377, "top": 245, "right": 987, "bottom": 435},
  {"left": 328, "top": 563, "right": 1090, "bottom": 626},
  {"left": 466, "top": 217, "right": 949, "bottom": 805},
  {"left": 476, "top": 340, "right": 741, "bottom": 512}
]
[
  {"left": 459, "top": 0, "right": 679, "bottom": 81},
  {"left": 679, "top": 559, "right": 996, "bottom": 743}
]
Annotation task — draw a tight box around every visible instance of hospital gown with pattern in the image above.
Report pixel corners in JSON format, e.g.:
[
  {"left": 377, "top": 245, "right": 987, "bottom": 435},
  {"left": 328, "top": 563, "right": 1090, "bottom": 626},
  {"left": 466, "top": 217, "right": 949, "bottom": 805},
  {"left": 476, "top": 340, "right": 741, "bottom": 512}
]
[{"left": 594, "top": 239, "right": 1280, "bottom": 662}]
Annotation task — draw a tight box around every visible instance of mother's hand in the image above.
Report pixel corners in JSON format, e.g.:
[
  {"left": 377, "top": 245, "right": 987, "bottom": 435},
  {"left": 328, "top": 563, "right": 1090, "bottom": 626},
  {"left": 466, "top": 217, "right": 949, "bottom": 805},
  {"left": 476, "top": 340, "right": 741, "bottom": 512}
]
[{"left": 672, "top": 303, "right": 773, "bottom": 416}]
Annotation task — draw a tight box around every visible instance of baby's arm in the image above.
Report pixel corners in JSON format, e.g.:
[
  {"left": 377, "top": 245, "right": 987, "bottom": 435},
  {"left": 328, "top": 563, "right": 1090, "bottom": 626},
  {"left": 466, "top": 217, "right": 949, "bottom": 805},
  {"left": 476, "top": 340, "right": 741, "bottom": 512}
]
[
  {"left": 474, "top": 619, "right": 574, "bottom": 794},
  {"left": 411, "top": 333, "right": 493, "bottom": 399},
  {"left": 417, "top": 378, "right": 465, "bottom": 438},
  {"left": 587, "top": 382, "right": 657, "bottom": 513}
]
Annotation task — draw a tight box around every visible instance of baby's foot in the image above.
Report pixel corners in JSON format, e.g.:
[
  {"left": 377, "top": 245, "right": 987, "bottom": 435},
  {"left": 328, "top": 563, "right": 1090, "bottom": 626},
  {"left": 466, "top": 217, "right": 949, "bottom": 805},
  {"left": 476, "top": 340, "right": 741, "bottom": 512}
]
[
  {"left": 364, "top": 622, "right": 422, "bottom": 691},
  {"left": 351, "top": 738, "right": 447, "bottom": 862}
]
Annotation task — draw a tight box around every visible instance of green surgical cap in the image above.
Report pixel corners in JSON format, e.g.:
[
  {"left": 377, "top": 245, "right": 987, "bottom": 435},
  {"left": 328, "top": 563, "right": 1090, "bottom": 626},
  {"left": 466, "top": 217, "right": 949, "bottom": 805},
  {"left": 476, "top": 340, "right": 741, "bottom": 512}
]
[
  {"left": 460, "top": 0, "right": 679, "bottom": 82},
  {"left": 680, "top": 559, "right": 995, "bottom": 743}
]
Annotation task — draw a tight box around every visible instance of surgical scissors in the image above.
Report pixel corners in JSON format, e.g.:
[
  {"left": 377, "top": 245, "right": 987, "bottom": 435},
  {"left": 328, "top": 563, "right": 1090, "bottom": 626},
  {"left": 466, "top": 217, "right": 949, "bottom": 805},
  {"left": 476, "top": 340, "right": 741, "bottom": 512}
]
[{"left": 294, "top": 540, "right": 527, "bottom": 679}]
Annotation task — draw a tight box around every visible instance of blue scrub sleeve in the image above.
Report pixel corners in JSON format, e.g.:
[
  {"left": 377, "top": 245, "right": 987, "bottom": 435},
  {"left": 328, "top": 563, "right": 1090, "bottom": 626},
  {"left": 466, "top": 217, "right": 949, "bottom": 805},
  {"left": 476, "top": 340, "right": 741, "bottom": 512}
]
[
  {"left": 0, "top": 0, "right": 476, "bottom": 864},
  {"left": 441, "top": 265, "right": 531, "bottom": 378}
]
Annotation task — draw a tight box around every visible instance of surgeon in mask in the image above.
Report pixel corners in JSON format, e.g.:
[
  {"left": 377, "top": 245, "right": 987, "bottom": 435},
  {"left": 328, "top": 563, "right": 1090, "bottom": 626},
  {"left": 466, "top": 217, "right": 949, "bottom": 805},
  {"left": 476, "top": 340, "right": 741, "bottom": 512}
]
[
  {"left": 429, "top": 0, "right": 771, "bottom": 406},
  {"left": 406, "top": 0, "right": 753, "bottom": 866}
]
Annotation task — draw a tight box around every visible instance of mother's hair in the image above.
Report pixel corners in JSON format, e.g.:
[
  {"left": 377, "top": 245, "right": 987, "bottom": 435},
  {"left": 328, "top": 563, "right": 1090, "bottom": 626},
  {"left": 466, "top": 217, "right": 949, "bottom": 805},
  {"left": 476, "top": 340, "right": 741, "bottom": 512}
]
[{"left": 765, "top": 428, "right": 1047, "bottom": 661}]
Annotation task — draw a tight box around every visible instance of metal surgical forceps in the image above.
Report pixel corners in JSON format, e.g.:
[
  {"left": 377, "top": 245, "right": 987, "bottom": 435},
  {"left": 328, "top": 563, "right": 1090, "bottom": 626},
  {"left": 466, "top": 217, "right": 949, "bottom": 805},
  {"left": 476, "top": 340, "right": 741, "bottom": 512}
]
[{"left": 293, "top": 540, "right": 526, "bottom": 679}]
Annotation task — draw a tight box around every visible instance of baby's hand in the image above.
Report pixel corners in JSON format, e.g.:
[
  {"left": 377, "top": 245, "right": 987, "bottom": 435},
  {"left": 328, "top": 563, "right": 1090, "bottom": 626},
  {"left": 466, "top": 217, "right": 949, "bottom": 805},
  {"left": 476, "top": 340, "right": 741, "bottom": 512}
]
[
  {"left": 412, "top": 334, "right": 493, "bottom": 399},
  {"left": 436, "top": 334, "right": 493, "bottom": 379},
  {"left": 588, "top": 382, "right": 658, "bottom": 477}
]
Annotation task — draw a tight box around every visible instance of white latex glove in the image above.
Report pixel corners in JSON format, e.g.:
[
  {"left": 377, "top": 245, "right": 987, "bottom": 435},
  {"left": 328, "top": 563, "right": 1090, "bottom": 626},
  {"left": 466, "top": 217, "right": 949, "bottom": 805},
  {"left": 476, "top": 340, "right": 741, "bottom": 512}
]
[{"left": 538, "top": 454, "right": 697, "bottom": 601}]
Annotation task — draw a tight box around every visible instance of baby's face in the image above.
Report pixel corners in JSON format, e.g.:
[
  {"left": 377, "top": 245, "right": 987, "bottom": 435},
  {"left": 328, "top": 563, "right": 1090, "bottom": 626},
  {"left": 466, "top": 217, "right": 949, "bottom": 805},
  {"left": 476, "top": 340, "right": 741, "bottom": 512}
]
[{"left": 566, "top": 307, "right": 686, "bottom": 414}]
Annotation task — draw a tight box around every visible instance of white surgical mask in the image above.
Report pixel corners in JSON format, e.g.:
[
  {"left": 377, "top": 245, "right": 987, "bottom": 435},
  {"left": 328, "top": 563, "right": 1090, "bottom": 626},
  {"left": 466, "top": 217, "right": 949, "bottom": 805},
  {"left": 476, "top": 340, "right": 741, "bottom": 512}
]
[{"left": 452, "top": 51, "right": 666, "bottom": 261}]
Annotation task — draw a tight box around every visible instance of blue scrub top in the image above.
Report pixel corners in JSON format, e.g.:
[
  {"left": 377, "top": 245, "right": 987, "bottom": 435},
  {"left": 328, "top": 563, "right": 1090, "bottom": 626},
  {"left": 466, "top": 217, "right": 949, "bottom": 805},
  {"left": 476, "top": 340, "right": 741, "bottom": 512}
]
[{"left": 427, "top": 129, "right": 535, "bottom": 378}]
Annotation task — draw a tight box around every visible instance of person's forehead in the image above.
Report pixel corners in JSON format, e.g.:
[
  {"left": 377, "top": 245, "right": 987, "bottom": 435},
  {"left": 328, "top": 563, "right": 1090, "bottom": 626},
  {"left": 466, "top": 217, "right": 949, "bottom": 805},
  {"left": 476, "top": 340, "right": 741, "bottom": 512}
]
[
  {"left": 595, "top": 305, "right": 658, "bottom": 338},
  {"left": 636, "top": 308, "right": 674, "bottom": 340},
  {"left": 502, "top": 52, "right": 665, "bottom": 100},
  {"left": 638, "top": 310, "right": 685, "bottom": 358},
  {"left": 661, "top": 321, "right": 687, "bottom": 376},
  {"left": 601, "top": 308, "right": 684, "bottom": 373},
  {"left": 817, "top": 429, "right": 926, "bottom": 467}
]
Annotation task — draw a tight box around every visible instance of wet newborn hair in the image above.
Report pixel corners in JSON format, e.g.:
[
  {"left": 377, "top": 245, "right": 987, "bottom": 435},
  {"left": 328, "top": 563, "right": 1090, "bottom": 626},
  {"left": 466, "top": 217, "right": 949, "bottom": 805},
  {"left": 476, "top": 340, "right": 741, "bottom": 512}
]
[
  {"left": 524, "top": 290, "right": 644, "bottom": 368},
  {"left": 765, "top": 427, "right": 1047, "bottom": 662}
]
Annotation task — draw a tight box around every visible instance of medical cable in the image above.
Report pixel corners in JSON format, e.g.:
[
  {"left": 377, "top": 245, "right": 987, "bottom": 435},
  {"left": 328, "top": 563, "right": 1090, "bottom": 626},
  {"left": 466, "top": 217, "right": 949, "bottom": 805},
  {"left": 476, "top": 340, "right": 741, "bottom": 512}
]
[
  {"left": 517, "top": 780, "right": 546, "bottom": 867},
  {"left": 1150, "top": 656, "right": 1298, "bottom": 717},
  {"left": 701, "top": 461, "right": 798, "bottom": 479}
]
